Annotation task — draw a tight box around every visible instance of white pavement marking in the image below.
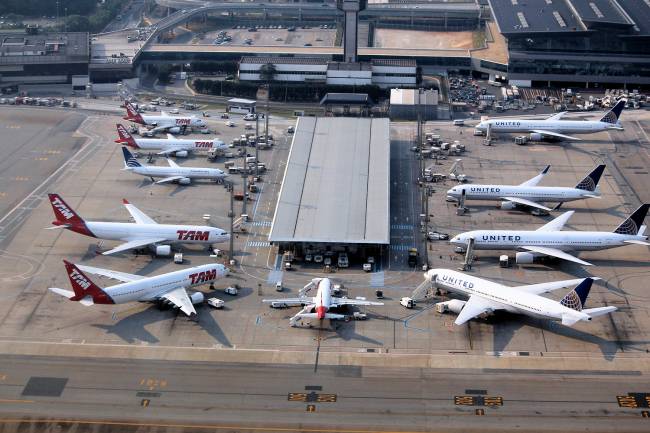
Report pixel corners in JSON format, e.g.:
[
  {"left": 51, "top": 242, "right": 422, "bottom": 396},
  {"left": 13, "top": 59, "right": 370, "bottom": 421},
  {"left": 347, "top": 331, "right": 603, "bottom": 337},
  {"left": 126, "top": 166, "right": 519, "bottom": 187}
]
[{"left": 0, "top": 117, "right": 97, "bottom": 227}]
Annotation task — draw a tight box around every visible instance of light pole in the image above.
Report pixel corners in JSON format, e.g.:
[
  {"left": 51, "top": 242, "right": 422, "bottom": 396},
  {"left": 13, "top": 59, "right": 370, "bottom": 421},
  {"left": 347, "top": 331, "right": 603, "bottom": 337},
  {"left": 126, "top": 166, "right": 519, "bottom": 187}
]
[{"left": 226, "top": 180, "right": 235, "bottom": 262}]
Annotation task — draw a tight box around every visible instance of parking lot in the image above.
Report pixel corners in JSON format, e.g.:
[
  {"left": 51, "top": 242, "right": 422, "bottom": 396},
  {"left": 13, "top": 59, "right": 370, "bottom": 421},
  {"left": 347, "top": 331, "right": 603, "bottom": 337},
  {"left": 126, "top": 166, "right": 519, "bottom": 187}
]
[
  {"left": 198, "top": 26, "right": 337, "bottom": 47},
  {"left": 0, "top": 102, "right": 648, "bottom": 363}
]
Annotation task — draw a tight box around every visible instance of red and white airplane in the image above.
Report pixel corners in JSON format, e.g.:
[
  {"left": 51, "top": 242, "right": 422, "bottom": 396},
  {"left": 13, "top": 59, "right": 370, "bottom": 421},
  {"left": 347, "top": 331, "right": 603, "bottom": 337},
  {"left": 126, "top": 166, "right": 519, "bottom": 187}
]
[
  {"left": 49, "top": 260, "right": 228, "bottom": 316},
  {"left": 46, "top": 193, "right": 229, "bottom": 256},
  {"left": 123, "top": 101, "right": 206, "bottom": 134},
  {"left": 263, "top": 277, "right": 384, "bottom": 327},
  {"left": 115, "top": 124, "right": 226, "bottom": 157}
]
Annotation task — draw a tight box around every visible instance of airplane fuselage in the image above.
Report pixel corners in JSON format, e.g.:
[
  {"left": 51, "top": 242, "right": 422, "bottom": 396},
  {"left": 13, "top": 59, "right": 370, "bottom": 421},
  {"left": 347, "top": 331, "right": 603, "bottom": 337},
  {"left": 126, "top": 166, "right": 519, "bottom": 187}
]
[
  {"left": 140, "top": 114, "right": 204, "bottom": 129},
  {"left": 429, "top": 269, "right": 585, "bottom": 321},
  {"left": 447, "top": 185, "right": 594, "bottom": 203},
  {"left": 128, "top": 165, "right": 226, "bottom": 180},
  {"left": 314, "top": 278, "right": 333, "bottom": 318},
  {"left": 102, "top": 264, "right": 227, "bottom": 304},
  {"left": 478, "top": 119, "right": 620, "bottom": 134},
  {"left": 454, "top": 230, "right": 647, "bottom": 252},
  {"left": 131, "top": 137, "right": 225, "bottom": 153},
  {"left": 72, "top": 221, "right": 230, "bottom": 244}
]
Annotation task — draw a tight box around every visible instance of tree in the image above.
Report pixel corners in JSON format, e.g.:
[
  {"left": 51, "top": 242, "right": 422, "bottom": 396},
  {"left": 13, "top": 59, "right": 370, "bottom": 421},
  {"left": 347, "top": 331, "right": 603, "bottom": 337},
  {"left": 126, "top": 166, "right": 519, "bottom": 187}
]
[
  {"left": 65, "top": 15, "right": 90, "bottom": 32},
  {"left": 259, "top": 63, "right": 277, "bottom": 82}
]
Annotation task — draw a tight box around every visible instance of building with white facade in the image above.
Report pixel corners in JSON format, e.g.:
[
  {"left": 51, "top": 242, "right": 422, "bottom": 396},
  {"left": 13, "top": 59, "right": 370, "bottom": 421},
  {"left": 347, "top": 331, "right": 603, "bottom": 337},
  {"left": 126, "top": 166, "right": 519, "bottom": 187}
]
[{"left": 238, "top": 57, "right": 417, "bottom": 88}]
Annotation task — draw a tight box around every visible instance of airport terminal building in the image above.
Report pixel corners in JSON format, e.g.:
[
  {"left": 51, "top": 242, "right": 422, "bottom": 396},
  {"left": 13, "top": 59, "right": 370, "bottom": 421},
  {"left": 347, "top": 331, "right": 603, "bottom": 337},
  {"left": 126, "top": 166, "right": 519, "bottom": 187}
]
[
  {"left": 269, "top": 117, "right": 390, "bottom": 259},
  {"left": 0, "top": 31, "right": 89, "bottom": 87},
  {"left": 489, "top": 0, "right": 650, "bottom": 87}
]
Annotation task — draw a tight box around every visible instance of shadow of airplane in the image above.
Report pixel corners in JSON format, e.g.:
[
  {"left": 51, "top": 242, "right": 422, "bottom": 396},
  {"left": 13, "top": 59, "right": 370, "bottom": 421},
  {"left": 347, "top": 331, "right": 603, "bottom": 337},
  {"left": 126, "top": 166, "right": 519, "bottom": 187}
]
[{"left": 94, "top": 300, "right": 232, "bottom": 347}]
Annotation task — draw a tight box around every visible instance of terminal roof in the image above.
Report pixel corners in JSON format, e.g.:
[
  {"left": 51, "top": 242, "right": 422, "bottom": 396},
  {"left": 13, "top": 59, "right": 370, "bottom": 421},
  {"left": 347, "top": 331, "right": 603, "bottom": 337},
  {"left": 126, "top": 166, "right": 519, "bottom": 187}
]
[{"left": 269, "top": 117, "right": 390, "bottom": 245}]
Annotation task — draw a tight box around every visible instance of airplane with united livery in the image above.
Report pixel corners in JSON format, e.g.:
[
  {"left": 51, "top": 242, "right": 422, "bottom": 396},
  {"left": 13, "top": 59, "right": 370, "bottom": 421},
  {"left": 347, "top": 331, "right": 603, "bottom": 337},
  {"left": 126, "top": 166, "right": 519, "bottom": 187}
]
[
  {"left": 115, "top": 124, "right": 226, "bottom": 157},
  {"left": 46, "top": 193, "right": 230, "bottom": 256},
  {"left": 476, "top": 100, "right": 625, "bottom": 142},
  {"left": 446, "top": 164, "right": 605, "bottom": 212},
  {"left": 121, "top": 147, "right": 227, "bottom": 185},
  {"left": 49, "top": 260, "right": 228, "bottom": 316},
  {"left": 123, "top": 101, "right": 206, "bottom": 134},
  {"left": 421, "top": 269, "right": 616, "bottom": 326},
  {"left": 450, "top": 204, "right": 650, "bottom": 266},
  {"left": 263, "top": 277, "right": 384, "bottom": 327}
]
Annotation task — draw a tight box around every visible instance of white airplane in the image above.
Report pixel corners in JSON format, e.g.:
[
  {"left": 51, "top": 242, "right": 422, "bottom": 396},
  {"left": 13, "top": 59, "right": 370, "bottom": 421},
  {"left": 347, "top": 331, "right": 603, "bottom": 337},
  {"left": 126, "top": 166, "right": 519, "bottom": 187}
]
[
  {"left": 450, "top": 204, "right": 649, "bottom": 266},
  {"left": 123, "top": 101, "right": 206, "bottom": 134},
  {"left": 476, "top": 100, "right": 625, "bottom": 141},
  {"left": 46, "top": 194, "right": 230, "bottom": 256},
  {"left": 121, "top": 147, "right": 227, "bottom": 185},
  {"left": 423, "top": 269, "right": 616, "bottom": 326},
  {"left": 263, "top": 277, "right": 384, "bottom": 327},
  {"left": 446, "top": 164, "right": 605, "bottom": 212},
  {"left": 115, "top": 124, "right": 226, "bottom": 157},
  {"left": 49, "top": 260, "right": 228, "bottom": 316}
]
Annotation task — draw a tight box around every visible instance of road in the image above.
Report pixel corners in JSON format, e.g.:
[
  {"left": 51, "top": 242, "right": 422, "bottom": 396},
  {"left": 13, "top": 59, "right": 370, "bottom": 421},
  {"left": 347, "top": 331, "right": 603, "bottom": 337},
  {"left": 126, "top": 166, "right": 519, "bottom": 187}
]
[
  {"left": 103, "top": 0, "right": 146, "bottom": 33},
  {"left": 1, "top": 354, "right": 649, "bottom": 432}
]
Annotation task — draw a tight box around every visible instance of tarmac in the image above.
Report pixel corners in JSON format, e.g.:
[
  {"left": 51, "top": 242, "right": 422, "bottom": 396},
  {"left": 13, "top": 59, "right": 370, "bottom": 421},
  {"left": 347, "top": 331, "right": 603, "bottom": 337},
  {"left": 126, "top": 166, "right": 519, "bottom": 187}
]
[{"left": 0, "top": 102, "right": 648, "bottom": 431}]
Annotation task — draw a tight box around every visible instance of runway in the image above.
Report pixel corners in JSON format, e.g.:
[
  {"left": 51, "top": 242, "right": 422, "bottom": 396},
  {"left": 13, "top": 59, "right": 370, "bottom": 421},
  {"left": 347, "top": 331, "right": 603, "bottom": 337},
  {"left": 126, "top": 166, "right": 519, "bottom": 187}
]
[{"left": 0, "top": 354, "right": 649, "bottom": 432}]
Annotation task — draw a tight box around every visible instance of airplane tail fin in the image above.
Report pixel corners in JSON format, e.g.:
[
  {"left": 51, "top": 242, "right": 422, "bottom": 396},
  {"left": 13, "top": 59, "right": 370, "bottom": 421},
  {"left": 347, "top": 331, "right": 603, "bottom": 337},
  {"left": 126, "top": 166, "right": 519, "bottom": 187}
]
[
  {"left": 123, "top": 102, "right": 144, "bottom": 124},
  {"left": 599, "top": 100, "right": 625, "bottom": 125},
  {"left": 613, "top": 204, "right": 650, "bottom": 235},
  {"left": 60, "top": 260, "right": 114, "bottom": 304},
  {"left": 115, "top": 124, "right": 138, "bottom": 148},
  {"left": 47, "top": 194, "right": 95, "bottom": 237},
  {"left": 575, "top": 164, "right": 606, "bottom": 192},
  {"left": 121, "top": 146, "right": 142, "bottom": 169},
  {"left": 560, "top": 278, "right": 594, "bottom": 311}
]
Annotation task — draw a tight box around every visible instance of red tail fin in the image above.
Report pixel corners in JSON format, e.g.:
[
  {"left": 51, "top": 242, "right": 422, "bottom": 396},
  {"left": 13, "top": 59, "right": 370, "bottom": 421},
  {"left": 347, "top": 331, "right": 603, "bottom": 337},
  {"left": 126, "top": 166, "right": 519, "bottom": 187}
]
[
  {"left": 124, "top": 102, "right": 144, "bottom": 124},
  {"left": 63, "top": 260, "right": 115, "bottom": 304},
  {"left": 48, "top": 194, "right": 95, "bottom": 237},
  {"left": 115, "top": 123, "right": 138, "bottom": 148}
]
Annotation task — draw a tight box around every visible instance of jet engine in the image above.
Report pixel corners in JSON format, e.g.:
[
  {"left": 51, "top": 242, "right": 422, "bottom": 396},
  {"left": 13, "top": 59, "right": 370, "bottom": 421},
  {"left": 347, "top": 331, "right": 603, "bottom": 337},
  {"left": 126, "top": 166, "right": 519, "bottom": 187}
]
[
  {"left": 169, "top": 127, "right": 181, "bottom": 134},
  {"left": 154, "top": 245, "right": 172, "bottom": 256},
  {"left": 529, "top": 132, "right": 543, "bottom": 141},
  {"left": 189, "top": 292, "right": 205, "bottom": 305},
  {"left": 435, "top": 299, "right": 467, "bottom": 314},
  {"left": 499, "top": 201, "right": 517, "bottom": 210},
  {"left": 174, "top": 150, "right": 188, "bottom": 158},
  {"left": 515, "top": 252, "right": 536, "bottom": 264},
  {"left": 178, "top": 177, "right": 191, "bottom": 185}
]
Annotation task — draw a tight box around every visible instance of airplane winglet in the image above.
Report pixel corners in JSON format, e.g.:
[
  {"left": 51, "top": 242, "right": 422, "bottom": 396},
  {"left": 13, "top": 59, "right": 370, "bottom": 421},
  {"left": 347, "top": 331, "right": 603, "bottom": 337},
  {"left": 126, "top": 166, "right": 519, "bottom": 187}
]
[
  {"left": 122, "top": 199, "right": 130, "bottom": 205},
  {"left": 542, "top": 165, "right": 550, "bottom": 175}
]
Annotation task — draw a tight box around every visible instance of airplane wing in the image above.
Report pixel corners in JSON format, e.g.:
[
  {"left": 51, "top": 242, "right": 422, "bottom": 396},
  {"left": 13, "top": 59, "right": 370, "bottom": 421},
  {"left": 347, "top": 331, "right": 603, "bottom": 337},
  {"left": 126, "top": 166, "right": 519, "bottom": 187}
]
[
  {"left": 262, "top": 298, "right": 311, "bottom": 306},
  {"left": 331, "top": 298, "right": 385, "bottom": 307},
  {"left": 166, "top": 158, "right": 180, "bottom": 168},
  {"left": 511, "top": 278, "right": 589, "bottom": 295},
  {"left": 454, "top": 295, "right": 499, "bottom": 325},
  {"left": 546, "top": 112, "right": 567, "bottom": 121},
  {"left": 101, "top": 238, "right": 167, "bottom": 255},
  {"left": 518, "top": 165, "right": 550, "bottom": 187},
  {"left": 76, "top": 264, "right": 145, "bottom": 283},
  {"left": 155, "top": 176, "right": 186, "bottom": 184},
  {"left": 122, "top": 199, "right": 157, "bottom": 225},
  {"left": 519, "top": 245, "right": 593, "bottom": 266},
  {"left": 536, "top": 211, "right": 574, "bottom": 232},
  {"left": 166, "top": 133, "right": 176, "bottom": 140},
  {"left": 159, "top": 287, "right": 196, "bottom": 316},
  {"left": 500, "top": 196, "right": 552, "bottom": 211},
  {"left": 530, "top": 130, "right": 582, "bottom": 141},
  {"left": 150, "top": 125, "right": 172, "bottom": 133},
  {"left": 156, "top": 148, "right": 180, "bottom": 156}
]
